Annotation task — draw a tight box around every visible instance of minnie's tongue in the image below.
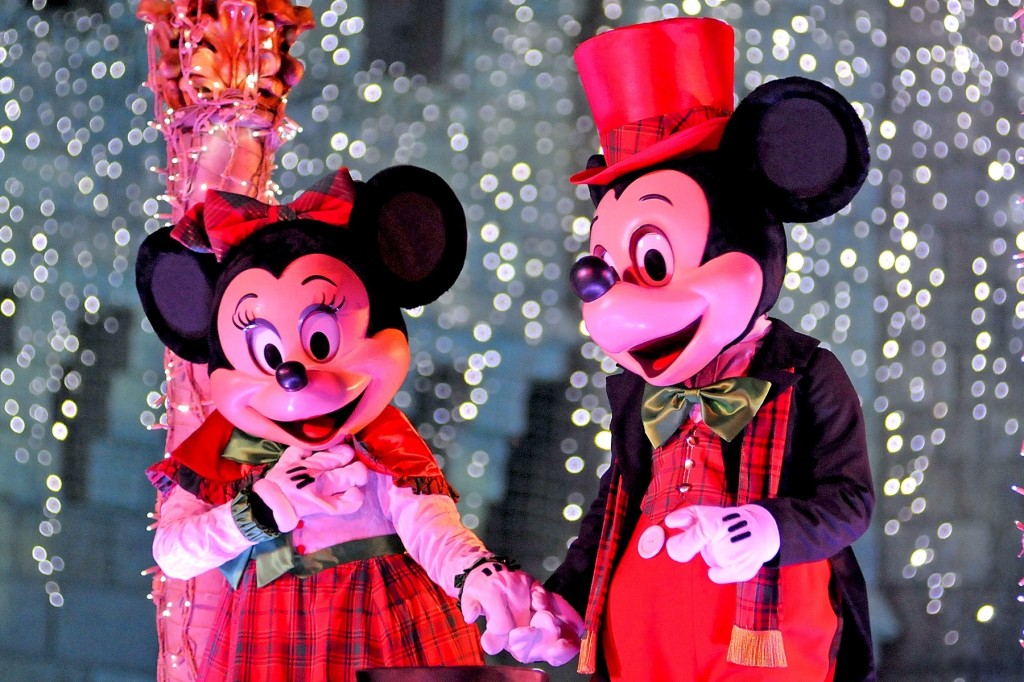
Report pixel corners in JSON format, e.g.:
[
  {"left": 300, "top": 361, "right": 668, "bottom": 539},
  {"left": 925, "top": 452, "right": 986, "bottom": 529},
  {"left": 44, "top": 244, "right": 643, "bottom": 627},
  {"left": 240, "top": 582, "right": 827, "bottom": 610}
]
[
  {"left": 274, "top": 391, "right": 364, "bottom": 445},
  {"left": 300, "top": 415, "right": 337, "bottom": 442}
]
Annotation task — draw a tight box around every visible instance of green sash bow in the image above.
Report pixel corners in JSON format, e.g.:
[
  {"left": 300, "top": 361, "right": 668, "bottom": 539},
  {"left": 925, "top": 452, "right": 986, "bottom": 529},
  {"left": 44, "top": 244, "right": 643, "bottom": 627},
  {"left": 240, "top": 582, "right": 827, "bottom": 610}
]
[
  {"left": 219, "top": 430, "right": 295, "bottom": 587},
  {"left": 641, "top": 377, "right": 772, "bottom": 447},
  {"left": 220, "top": 534, "right": 407, "bottom": 589},
  {"left": 220, "top": 533, "right": 298, "bottom": 589},
  {"left": 221, "top": 429, "right": 287, "bottom": 466}
]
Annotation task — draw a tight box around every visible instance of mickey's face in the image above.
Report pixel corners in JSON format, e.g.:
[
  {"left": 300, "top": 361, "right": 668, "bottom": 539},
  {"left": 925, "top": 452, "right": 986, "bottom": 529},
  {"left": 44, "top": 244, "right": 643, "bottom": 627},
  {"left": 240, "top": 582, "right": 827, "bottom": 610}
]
[
  {"left": 209, "top": 253, "right": 410, "bottom": 449},
  {"left": 578, "top": 168, "right": 763, "bottom": 386}
]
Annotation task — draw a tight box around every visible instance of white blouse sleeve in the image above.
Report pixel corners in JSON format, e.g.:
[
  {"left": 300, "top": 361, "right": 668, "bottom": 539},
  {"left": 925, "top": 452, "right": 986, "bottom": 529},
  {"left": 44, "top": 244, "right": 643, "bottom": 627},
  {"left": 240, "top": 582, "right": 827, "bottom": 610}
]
[
  {"left": 384, "top": 483, "right": 489, "bottom": 598},
  {"left": 152, "top": 485, "right": 255, "bottom": 580}
]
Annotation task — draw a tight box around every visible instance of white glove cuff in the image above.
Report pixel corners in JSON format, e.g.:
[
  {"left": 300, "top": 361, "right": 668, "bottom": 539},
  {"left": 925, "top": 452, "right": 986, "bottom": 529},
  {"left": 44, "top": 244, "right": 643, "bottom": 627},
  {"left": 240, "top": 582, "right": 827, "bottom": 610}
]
[
  {"left": 454, "top": 555, "right": 520, "bottom": 607},
  {"left": 738, "top": 504, "right": 781, "bottom": 561},
  {"left": 252, "top": 478, "right": 300, "bottom": 533}
]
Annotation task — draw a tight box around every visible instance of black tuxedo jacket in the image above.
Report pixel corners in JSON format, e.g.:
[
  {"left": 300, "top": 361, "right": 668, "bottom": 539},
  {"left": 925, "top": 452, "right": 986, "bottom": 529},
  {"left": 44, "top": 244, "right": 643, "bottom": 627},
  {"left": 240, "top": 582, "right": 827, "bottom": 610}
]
[{"left": 547, "top": 319, "right": 877, "bottom": 681}]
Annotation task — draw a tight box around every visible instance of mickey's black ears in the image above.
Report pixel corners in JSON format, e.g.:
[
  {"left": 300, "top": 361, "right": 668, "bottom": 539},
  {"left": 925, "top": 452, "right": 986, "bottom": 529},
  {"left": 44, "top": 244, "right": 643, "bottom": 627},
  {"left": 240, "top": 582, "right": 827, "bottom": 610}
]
[
  {"left": 585, "top": 155, "right": 613, "bottom": 207},
  {"left": 135, "top": 227, "right": 219, "bottom": 363},
  {"left": 359, "top": 165, "right": 467, "bottom": 308},
  {"left": 719, "top": 76, "right": 870, "bottom": 223}
]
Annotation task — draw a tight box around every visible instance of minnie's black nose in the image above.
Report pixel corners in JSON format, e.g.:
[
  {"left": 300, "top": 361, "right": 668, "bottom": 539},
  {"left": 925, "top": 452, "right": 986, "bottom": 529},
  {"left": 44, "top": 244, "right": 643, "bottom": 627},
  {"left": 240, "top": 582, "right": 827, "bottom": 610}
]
[
  {"left": 570, "top": 255, "right": 619, "bottom": 302},
  {"left": 276, "top": 361, "right": 308, "bottom": 391}
]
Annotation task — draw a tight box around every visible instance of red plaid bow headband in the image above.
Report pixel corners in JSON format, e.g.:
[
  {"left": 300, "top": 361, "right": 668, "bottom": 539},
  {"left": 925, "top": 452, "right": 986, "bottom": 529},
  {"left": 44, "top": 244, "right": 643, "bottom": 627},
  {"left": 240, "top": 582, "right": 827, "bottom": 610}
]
[{"left": 171, "top": 169, "right": 357, "bottom": 261}]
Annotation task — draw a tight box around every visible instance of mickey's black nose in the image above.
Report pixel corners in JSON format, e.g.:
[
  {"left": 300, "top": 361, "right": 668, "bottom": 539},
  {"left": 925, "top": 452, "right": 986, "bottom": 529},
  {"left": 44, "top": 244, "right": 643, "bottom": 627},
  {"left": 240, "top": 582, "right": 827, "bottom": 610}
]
[
  {"left": 276, "top": 361, "right": 308, "bottom": 392},
  {"left": 570, "top": 255, "right": 619, "bottom": 302}
]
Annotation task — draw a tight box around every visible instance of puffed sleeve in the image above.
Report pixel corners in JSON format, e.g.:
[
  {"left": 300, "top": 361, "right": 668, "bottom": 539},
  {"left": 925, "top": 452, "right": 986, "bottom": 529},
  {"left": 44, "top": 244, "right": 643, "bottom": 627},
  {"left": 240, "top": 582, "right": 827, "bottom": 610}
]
[
  {"left": 152, "top": 485, "right": 256, "bottom": 579},
  {"left": 383, "top": 482, "right": 489, "bottom": 597}
]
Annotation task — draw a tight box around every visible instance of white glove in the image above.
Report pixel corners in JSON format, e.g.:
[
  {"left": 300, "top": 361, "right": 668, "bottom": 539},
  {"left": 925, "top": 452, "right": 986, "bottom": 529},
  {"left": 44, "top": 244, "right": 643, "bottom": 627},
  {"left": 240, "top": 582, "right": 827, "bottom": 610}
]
[
  {"left": 459, "top": 558, "right": 584, "bottom": 666},
  {"left": 664, "top": 504, "right": 780, "bottom": 584},
  {"left": 251, "top": 444, "right": 368, "bottom": 532},
  {"left": 505, "top": 582, "right": 585, "bottom": 667}
]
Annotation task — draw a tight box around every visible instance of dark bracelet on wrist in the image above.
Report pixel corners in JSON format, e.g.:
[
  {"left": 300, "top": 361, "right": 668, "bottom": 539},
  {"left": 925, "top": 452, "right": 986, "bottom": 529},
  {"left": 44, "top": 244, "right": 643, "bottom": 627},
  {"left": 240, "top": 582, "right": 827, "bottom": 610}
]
[{"left": 454, "top": 554, "right": 521, "bottom": 608}]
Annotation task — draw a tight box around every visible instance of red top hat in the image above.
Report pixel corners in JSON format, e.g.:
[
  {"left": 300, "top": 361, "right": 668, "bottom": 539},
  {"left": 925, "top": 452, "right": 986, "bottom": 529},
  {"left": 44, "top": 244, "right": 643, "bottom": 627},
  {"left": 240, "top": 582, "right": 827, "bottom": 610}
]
[{"left": 571, "top": 17, "right": 735, "bottom": 185}]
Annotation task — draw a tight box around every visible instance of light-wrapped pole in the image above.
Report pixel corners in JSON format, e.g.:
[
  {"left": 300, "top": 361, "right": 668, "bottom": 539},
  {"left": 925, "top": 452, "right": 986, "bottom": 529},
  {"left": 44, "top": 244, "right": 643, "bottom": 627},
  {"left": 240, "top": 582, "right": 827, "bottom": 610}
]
[{"left": 136, "top": 1, "right": 312, "bottom": 678}]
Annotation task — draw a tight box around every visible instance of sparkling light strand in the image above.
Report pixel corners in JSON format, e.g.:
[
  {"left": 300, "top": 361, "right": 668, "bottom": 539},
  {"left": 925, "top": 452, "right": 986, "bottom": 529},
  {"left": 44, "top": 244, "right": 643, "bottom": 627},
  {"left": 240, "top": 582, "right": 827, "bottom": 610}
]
[{"left": 1, "top": 0, "right": 1023, "bottom": 670}]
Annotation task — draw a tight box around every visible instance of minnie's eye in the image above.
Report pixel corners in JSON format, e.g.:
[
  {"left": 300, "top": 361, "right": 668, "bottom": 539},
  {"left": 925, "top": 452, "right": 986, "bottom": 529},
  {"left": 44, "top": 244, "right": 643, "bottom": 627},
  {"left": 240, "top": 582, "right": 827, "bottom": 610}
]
[
  {"left": 247, "top": 321, "right": 284, "bottom": 374},
  {"left": 631, "top": 227, "right": 674, "bottom": 286},
  {"left": 300, "top": 309, "right": 341, "bottom": 362}
]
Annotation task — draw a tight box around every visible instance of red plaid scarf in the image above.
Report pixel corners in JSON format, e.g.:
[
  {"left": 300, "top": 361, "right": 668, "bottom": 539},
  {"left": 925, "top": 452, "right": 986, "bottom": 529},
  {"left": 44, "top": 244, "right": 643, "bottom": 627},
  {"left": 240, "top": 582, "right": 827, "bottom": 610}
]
[
  {"left": 730, "top": 383, "right": 793, "bottom": 667},
  {"left": 577, "top": 458, "right": 630, "bottom": 674},
  {"left": 577, "top": 383, "right": 794, "bottom": 674}
]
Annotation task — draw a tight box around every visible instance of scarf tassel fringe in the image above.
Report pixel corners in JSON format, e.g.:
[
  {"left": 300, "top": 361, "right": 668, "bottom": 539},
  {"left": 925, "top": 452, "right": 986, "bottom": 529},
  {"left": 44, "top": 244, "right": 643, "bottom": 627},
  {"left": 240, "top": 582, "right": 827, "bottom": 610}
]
[
  {"left": 576, "top": 631, "right": 598, "bottom": 675},
  {"left": 726, "top": 626, "right": 788, "bottom": 668}
]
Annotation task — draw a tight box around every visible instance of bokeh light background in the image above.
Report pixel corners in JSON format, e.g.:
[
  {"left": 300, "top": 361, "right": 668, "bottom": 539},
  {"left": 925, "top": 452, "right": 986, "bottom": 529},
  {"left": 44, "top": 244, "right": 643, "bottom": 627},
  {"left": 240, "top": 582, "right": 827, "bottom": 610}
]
[{"left": 0, "top": 0, "right": 1023, "bottom": 679}]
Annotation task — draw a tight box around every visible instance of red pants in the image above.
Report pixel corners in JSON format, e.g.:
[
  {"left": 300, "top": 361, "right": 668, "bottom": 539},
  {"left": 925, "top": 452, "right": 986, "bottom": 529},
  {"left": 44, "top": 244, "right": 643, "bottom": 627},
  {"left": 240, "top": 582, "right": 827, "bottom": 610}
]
[{"left": 603, "top": 515, "right": 838, "bottom": 681}]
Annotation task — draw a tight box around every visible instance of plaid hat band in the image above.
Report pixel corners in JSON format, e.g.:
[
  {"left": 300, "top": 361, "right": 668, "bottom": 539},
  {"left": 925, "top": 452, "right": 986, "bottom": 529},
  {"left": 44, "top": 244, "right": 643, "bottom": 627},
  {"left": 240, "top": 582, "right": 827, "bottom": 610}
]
[
  {"left": 171, "top": 168, "right": 357, "bottom": 261},
  {"left": 601, "top": 107, "right": 734, "bottom": 168}
]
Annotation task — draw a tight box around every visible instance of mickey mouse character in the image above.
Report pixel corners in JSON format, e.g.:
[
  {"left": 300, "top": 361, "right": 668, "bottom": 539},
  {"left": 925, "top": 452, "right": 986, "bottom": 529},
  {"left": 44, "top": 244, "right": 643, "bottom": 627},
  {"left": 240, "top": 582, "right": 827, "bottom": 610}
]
[
  {"left": 544, "top": 18, "right": 875, "bottom": 681},
  {"left": 136, "top": 166, "right": 582, "bottom": 681}
]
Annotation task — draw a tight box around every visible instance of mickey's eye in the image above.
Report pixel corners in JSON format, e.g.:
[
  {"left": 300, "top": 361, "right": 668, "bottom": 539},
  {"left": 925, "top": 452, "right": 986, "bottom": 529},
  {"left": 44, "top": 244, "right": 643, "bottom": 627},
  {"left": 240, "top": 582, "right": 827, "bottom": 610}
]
[
  {"left": 246, "top": 321, "right": 285, "bottom": 374},
  {"left": 300, "top": 307, "right": 341, "bottom": 362},
  {"left": 593, "top": 245, "right": 618, "bottom": 273},
  {"left": 631, "top": 227, "right": 674, "bottom": 286}
]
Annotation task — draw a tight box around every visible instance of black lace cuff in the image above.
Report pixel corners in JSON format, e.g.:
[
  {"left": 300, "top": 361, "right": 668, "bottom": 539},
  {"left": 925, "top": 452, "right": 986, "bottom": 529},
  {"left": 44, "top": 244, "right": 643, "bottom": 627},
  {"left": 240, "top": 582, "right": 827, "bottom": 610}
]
[{"left": 231, "top": 491, "right": 280, "bottom": 542}]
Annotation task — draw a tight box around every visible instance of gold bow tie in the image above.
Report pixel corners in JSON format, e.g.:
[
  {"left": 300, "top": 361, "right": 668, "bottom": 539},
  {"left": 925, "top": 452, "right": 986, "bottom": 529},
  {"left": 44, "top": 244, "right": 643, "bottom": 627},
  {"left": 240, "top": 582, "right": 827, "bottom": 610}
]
[{"left": 641, "top": 377, "right": 772, "bottom": 448}]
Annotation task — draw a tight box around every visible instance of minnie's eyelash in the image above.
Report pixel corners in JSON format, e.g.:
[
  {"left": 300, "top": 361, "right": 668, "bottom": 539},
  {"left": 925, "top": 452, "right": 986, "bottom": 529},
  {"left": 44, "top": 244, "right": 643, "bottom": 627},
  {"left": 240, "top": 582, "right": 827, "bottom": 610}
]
[
  {"left": 317, "top": 292, "right": 345, "bottom": 311},
  {"left": 232, "top": 309, "right": 256, "bottom": 330},
  {"left": 231, "top": 292, "right": 344, "bottom": 331}
]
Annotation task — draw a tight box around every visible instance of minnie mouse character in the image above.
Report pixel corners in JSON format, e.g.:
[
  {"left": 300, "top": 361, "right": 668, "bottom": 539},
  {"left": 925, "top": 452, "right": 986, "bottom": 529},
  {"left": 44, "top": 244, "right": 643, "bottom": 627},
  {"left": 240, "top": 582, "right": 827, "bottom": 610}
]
[
  {"left": 544, "top": 18, "right": 876, "bottom": 681},
  {"left": 136, "top": 165, "right": 582, "bottom": 681}
]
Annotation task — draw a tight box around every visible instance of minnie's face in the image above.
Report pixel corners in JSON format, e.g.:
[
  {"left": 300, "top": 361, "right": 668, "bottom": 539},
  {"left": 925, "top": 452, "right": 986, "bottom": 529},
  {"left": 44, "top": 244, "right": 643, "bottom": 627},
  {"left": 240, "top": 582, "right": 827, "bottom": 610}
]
[
  {"left": 210, "top": 253, "right": 409, "bottom": 449},
  {"left": 582, "top": 168, "right": 763, "bottom": 386}
]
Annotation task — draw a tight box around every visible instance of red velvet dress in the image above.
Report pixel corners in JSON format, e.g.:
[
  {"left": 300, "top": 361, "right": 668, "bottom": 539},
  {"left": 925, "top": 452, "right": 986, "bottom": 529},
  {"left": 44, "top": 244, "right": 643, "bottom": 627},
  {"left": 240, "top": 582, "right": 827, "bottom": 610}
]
[{"left": 147, "top": 406, "right": 485, "bottom": 682}]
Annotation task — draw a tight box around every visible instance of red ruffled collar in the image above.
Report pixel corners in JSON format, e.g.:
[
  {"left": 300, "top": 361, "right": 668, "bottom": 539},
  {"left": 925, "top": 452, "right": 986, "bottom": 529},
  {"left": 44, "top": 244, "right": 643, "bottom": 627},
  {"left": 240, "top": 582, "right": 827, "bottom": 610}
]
[{"left": 148, "top": 405, "right": 457, "bottom": 502}]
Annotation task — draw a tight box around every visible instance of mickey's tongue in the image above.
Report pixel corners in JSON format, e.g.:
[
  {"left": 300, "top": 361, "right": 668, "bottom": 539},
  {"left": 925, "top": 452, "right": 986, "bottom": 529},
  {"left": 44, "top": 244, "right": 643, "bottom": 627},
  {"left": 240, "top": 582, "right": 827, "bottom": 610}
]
[
  {"left": 300, "top": 415, "right": 337, "bottom": 441},
  {"left": 650, "top": 347, "right": 684, "bottom": 374},
  {"left": 630, "top": 316, "right": 702, "bottom": 377}
]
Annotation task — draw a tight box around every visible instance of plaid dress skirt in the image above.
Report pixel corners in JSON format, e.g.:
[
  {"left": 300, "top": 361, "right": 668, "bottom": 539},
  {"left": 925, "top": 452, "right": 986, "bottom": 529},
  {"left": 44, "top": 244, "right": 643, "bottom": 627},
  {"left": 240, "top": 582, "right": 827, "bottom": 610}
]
[{"left": 198, "top": 552, "right": 485, "bottom": 681}]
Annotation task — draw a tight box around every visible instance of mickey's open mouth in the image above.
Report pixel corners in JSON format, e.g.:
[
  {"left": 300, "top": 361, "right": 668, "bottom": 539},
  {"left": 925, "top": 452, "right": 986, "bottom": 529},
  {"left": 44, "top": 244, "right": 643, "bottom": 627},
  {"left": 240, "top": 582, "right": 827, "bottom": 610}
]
[
  {"left": 273, "top": 391, "right": 365, "bottom": 445},
  {"left": 629, "top": 316, "right": 702, "bottom": 376}
]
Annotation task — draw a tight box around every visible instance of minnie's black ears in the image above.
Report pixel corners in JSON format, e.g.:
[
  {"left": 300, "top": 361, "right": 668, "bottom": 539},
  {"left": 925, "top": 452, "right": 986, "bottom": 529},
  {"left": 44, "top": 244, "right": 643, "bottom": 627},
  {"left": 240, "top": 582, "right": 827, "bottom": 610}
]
[
  {"left": 136, "top": 166, "right": 468, "bottom": 363},
  {"left": 357, "top": 165, "right": 467, "bottom": 309},
  {"left": 135, "top": 227, "right": 219, "bottom": 364},
  {"left": 719, "top": 75, "right": 870, "bottom": 223}
]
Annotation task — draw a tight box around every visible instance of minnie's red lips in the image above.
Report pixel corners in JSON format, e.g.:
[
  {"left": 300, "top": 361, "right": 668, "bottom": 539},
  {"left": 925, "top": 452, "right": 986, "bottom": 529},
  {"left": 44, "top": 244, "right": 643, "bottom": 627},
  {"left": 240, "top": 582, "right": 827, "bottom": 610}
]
[
  {"left": 274, "top": 391, "right": 365, "bottom": 445},
  {"left": 629, "top": 316, "right": 702, "bottom": 376}
]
